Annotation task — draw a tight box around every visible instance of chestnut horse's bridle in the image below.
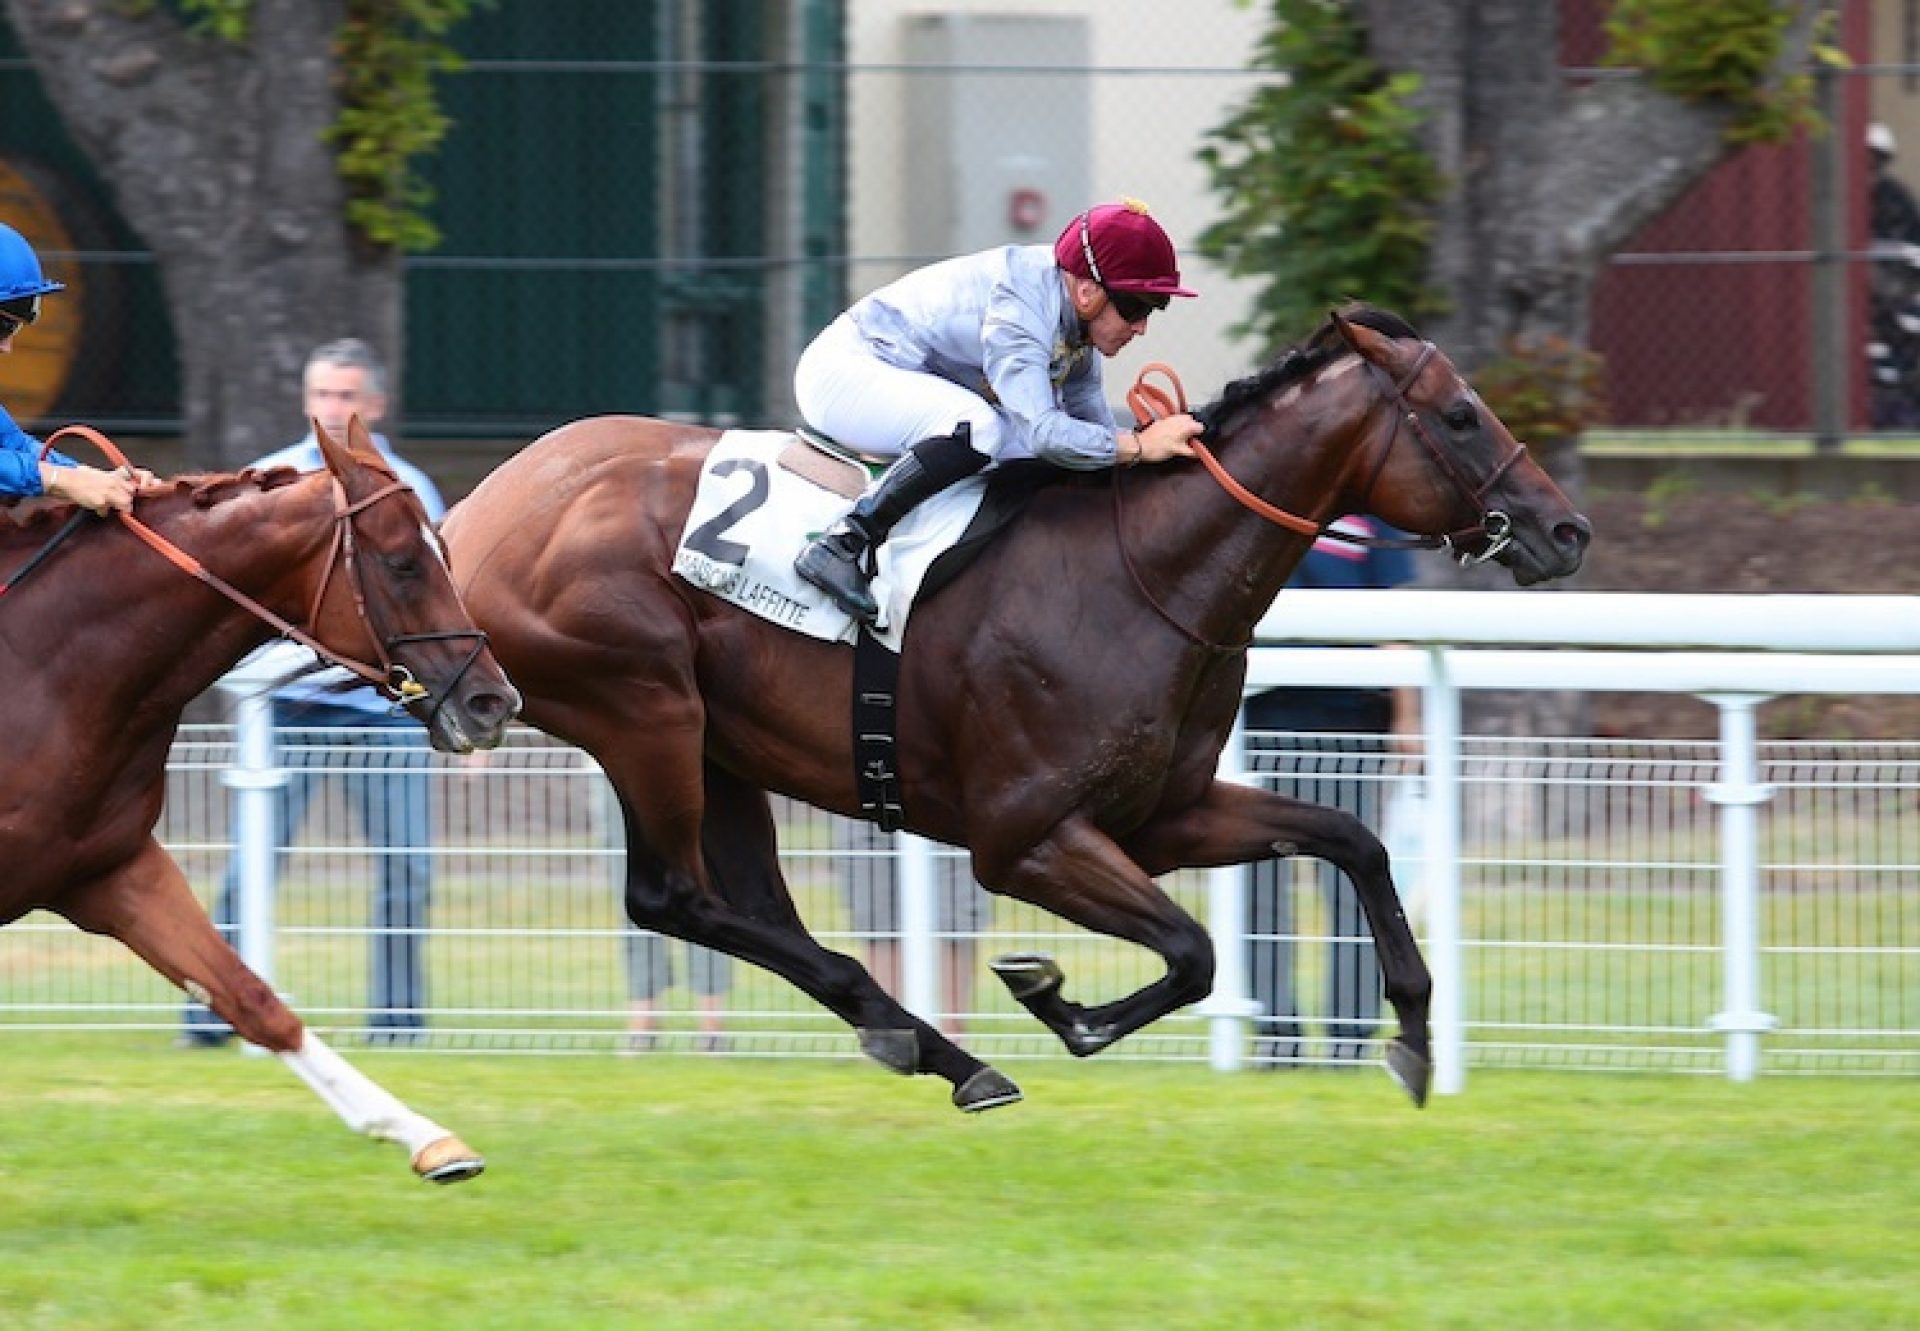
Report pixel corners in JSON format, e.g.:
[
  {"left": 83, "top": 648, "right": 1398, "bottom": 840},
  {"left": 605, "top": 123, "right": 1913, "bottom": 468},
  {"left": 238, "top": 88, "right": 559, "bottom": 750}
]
[{"left": 44, "top": 424, "right": 489, "bottom": 728}]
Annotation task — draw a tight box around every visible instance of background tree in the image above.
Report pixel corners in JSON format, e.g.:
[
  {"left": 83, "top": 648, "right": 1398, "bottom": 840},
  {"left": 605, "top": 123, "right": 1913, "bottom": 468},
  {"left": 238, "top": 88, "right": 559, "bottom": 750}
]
[
  {"left": 1200, "top": 0, "right": 1831, "bottom": 742},
  {"left": 0, "top": 0, "right": 473, "bottom": 469},
  {"left": 1203, "top": 0, "right": 1830, "bottom": 509}
]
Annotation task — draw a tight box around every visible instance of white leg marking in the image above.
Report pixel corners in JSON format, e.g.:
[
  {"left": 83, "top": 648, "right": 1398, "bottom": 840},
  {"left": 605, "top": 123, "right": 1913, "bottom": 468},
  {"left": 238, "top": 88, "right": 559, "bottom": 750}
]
[{"left": 278, "top": 1030, "right": 450, "bottom": 1157}]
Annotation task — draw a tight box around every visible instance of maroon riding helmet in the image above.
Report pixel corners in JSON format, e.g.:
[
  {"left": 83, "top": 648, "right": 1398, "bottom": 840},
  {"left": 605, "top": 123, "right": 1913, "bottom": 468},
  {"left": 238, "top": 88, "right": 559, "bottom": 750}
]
[{"left": 1054, "top": 199, "right": 1198, "bottom": 300}]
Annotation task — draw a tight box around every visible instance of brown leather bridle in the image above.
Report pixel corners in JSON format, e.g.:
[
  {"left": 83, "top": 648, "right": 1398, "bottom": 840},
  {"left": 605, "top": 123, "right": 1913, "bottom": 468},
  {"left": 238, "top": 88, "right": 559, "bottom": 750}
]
[
  {"left": 1114, "top": 339, "right": 1529, "bottom": 653},
  {"left": 1126, "top": 348, "right": 1524, "bottom": 566},
  {"left": 45, "top": 424, "right": 489, "bottom": 727}
]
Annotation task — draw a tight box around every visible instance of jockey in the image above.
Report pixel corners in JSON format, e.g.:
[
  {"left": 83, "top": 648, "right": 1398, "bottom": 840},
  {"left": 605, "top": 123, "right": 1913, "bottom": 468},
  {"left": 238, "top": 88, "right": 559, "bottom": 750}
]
[
  {"left": 792, "top": 198, "right": 1205, "bottom": 623},
  {"left": 0, "top": 223, "right": 146, "bottom": 514}
]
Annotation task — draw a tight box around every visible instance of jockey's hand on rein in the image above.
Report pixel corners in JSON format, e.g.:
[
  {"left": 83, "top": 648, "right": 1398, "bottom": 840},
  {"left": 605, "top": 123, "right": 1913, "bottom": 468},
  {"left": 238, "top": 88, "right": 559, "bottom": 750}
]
[
  {"left": 1136, "top": 412, "right": 1203, "bottom": 464},
  {"left": 41, "top": 462, "right": 141, "bottom": 516}
]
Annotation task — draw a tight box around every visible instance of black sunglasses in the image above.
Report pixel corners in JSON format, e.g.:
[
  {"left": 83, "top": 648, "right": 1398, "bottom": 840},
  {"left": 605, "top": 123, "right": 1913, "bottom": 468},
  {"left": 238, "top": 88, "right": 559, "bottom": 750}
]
[
  {"left": 0, "top": 295, "right": 41, "bottom": 338},
  {"left": 1106, "top": 289, "right": 1169, "bottom": 324}
]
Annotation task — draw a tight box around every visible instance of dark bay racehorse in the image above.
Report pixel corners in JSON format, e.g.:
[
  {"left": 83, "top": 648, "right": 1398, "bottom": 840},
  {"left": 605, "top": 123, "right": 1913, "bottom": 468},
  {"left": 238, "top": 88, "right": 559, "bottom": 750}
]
[
  {"left": 2, "top": 418, "right": 520, "bottom": 1181},
  {"left": 443, "top": 306, "right": 1590, "bottom": 1112}
]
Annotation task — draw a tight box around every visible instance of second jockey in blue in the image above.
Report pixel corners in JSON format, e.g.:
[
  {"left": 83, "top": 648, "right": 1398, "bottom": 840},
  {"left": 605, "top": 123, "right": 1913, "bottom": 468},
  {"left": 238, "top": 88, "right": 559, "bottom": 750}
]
[{"left": 0, "top": 223, "right": 148, "bottom": 513}]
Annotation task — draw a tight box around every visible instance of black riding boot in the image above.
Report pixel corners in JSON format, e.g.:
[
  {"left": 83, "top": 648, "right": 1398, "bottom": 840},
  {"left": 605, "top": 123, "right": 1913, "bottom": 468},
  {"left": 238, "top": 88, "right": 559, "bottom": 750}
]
[{"left": 795, "top": 424, "right": 987, "bottom": 622}]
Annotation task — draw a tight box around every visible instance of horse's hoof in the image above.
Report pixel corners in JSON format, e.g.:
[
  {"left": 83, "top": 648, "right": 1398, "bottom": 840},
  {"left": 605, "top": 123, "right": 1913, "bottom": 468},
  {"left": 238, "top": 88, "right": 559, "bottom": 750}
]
[
  {"left": 952, "top": 1067, "right": 1023, "bottom": 1113},
  {"left": 1062, "top": 1022, "right": 1116, "bottom": 1059},
  {"left": 413, "top": 1135, "right": 486, "bottom": 1184},
  {"left": 857, "top": 1027, "right": 918, "bottom": 1075},
  {"left": 1383, "top": 1038, "right": 1432, "bottom": 1109},
  {"left": 990, "top": 952, "right": 1064, "bottom": 1001}
]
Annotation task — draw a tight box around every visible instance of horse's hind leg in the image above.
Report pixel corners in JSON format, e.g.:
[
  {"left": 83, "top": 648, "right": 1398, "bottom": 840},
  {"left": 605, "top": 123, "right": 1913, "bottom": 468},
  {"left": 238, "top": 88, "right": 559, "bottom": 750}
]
[
  {"left": 981, "top": 815, "right": 1218, "bottom": 1058},
  {"left": 1129, "top": 779, "right": 1433, "bottom": 1106},
  {"left": 613, "top": 756, "right": 1020, "bottom": 1113},
  {"left": 58, "top": 837, "right": 484, "bottom": 1181}
]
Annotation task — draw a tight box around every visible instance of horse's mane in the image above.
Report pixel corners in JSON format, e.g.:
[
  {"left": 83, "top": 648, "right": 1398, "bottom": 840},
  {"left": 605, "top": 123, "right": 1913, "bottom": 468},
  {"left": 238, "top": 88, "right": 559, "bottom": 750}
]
[
  {"left": 0, "top": 465, "right": 305, "bottom": 541},
  {"left": 1199, "top": 303, "right": 1421, "bottom": 435},
  {"left": 169, "top": 466, "right": 304, "bottom": 509}
]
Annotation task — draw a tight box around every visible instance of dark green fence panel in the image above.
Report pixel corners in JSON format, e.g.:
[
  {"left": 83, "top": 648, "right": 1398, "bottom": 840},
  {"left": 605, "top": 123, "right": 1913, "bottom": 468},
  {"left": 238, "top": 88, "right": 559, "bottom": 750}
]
[{"left": 406, "top": 3, "right": 666, "bottom": 438}]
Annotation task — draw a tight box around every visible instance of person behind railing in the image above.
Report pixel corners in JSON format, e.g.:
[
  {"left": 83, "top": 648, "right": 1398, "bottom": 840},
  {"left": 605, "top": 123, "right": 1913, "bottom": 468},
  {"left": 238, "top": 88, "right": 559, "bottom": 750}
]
[
  {"left": 1245, "top": 517, "right": 1418, "bottom": 1066},
  {"left": 624, "top": 930, "right": 731, "bottom": 1053},
  {"left": 0, "top": 223, "right": 148, "bottom": 514},
  {"left": 179, "top": 339, "right": 445, "bottom": 1048},
  {"left": 836, "top": 821, "right": 990, "bottom": 1039},
  {"left": 1867, "top": 125, "right": 1920, "bottom": 429}
]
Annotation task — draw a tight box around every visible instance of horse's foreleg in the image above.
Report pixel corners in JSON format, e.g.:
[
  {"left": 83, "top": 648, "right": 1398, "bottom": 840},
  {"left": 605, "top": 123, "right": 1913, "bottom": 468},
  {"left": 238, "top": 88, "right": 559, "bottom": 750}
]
[
  {"left": 982, "top": 816, "right": 1216, "bottom": 1056},
  {"left": 1129, "top": 780, "right": 1433, "bottom": 1106},
  {"left": 277, "top": 1031, "right": 484, "bottom": 1182},
  {"left": 59, "top": 839, "right": 483, "bottom": 1181}
]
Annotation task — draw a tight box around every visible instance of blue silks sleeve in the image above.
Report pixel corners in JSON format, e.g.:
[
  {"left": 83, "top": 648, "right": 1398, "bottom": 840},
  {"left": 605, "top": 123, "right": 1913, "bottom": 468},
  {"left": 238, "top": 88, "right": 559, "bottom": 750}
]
[{"left": 0, "top": 403, "right": 76, "bottom": 495}]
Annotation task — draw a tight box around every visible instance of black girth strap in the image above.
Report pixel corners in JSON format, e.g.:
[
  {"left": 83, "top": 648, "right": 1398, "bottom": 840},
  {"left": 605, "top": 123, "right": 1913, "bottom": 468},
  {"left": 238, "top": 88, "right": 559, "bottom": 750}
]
[{"left": 852, "top": 627, "right": 906, "bottom": 831}]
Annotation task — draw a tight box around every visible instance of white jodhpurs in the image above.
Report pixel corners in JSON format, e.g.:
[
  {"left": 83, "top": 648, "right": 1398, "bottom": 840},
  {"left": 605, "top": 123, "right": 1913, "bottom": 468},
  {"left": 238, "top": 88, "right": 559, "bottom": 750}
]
[{"left": 794, "top": 317, "right": 1006, "bottom": 458}]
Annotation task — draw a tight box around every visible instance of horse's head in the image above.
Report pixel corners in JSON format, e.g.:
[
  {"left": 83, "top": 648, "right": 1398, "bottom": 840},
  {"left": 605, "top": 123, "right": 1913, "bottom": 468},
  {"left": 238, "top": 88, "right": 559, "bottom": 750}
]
[
  {"left": 309, "top": 417, "right": 521, "bottom": 752},
  {"left": 1329, "top": 308, "right": 1591, "bottom": 586}
]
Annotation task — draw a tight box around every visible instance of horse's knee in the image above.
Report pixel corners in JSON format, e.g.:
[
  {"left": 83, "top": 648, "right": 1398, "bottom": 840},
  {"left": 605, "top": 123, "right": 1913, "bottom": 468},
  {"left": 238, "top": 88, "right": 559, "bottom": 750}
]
[
  {"left": 624, "top": 866, "right": 695, "bottom": 929},
  {"left": 1162, "top": 921, "right": 1216, "bottom": 1006},
  {"left": 217, "top": 969, "right": 304, "bottom": 1052}
]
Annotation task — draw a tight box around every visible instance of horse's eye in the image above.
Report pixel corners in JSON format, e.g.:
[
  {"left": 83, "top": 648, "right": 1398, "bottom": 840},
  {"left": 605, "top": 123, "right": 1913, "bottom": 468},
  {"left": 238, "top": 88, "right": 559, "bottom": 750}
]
[
  {"left": 1444, "top": 404, "right": 1478, "bottom": 432},
  {"left": 382, "top": 552, "right": 423, "bottom": 579}
]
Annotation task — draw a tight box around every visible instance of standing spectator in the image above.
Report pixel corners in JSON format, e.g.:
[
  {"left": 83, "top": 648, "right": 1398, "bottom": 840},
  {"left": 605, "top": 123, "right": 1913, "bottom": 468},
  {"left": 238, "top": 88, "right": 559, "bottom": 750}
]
[
  {"left": 837, "top": 822, "right": 990, "bottom": 1038},
  {"left": 1245, "top": 517, "right": 1417, "bottom": 1066},
  {"left": 624, "top": 932, "right": 731, "bottom": 1052},
  {"left": 1868, "top": 124, "right": 1920, "bottom": 427},
  {"left": 584, "top": 762, "right": 732, "bottom": 1052},
  {"left": 1869, "top": 123, "right": 1920, "bottom": 247},
  {"left": 180, "top": 339, "right": 443, "bottom": 1047}
]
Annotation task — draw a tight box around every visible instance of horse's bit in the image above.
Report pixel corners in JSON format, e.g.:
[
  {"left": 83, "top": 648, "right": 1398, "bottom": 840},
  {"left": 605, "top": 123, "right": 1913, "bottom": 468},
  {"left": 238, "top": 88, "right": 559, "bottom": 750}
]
[{"left": 43, "top": 424, "right": 489, "bottom": 728}]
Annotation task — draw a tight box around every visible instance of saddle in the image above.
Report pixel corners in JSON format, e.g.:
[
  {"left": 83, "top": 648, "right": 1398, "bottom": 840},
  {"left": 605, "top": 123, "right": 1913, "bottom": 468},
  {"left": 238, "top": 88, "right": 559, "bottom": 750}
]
[{"left": 774, "top": 430, "right": 1057, "bottom": 604}]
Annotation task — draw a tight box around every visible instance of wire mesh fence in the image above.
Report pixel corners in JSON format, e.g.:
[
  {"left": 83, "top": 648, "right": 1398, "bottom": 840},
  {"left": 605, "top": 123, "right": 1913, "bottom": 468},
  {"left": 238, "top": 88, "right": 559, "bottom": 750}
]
[
  {"left": 5, "top": 5, "right": 1920, "bottom": 448},
  {"left": 3, "top": 720, "right": 1917, "bottom": 1079}
]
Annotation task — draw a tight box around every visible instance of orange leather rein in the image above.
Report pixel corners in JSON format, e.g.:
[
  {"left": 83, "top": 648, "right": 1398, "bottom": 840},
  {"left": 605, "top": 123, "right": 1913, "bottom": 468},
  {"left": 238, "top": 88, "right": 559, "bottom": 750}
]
[{"left": 1126, "top": 362, "right": 1322, "bottom": 538}]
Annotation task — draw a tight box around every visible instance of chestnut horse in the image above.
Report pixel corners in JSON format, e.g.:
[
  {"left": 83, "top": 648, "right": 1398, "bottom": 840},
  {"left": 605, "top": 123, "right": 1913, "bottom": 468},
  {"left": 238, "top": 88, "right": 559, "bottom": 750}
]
[
  {"left": 2, "top": 418, "right": 520, "bottom": 1182},
  {"left": 443, "top": 306, "right": 1590, "bottom": 1112}
]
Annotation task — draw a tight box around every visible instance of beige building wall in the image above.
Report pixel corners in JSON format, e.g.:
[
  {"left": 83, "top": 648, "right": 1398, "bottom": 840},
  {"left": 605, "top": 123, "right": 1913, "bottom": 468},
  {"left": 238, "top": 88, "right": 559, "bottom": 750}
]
[{"left": 845, "top": 1, "right": 1271, "bottom": 410}]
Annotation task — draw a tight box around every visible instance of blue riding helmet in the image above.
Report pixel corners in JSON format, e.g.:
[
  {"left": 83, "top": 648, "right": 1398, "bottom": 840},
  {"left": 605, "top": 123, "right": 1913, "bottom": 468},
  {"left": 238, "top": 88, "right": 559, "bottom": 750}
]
[{"left": 0, "top": 223, "right": 65, "bottom": 302}]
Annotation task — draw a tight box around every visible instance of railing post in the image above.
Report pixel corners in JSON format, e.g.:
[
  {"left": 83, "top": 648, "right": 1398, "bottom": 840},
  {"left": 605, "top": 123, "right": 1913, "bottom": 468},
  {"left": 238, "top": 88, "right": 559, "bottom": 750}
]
[
  {"left": 1702, "top": 692, "right": 1779, "bottom": 1081},
  {"left": 219, "top": 682, "right": 286, "bottom": 1058},
  {"left": 1425, "top": 646, "right": 1467, "bottom": 1095},
  {"left": 1200, "top": 709, "right": 1258, "bottom": 1071},
  {"left": 896, "top": 830, "right": 939, "bottom": 1024}
]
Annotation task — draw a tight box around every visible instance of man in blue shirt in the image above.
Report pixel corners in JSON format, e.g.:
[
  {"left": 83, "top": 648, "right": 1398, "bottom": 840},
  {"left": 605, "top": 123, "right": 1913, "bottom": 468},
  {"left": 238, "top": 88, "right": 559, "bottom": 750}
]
[
  {"left": 181, "top": 339, "right": 446, "bottom": 1047},
  {"left": 0, "top": 223, "right": 147, "bottom": 512}
]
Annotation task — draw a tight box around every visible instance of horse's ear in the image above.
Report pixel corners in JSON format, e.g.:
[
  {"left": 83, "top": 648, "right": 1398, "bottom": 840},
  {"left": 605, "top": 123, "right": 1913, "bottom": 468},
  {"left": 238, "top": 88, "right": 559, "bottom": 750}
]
[
  {"left": 313, "top": 416, "right": 352, "bottom": 479},
  {"left": 344, "top": 413, "right": 381, "bottom": 464},
  {"left": 1328, "top": 307, "right": 1364, "bottom": 356},
  {"left": 1332, "top": 311, "right": 1390, "bottom": 364}
]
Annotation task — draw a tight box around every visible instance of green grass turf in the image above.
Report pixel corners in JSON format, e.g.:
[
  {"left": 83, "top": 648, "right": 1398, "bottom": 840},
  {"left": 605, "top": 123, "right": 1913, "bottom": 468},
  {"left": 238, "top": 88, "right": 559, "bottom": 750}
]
[{"left": 0, "top": 1038, "right": 1915, "bottom": 1329}]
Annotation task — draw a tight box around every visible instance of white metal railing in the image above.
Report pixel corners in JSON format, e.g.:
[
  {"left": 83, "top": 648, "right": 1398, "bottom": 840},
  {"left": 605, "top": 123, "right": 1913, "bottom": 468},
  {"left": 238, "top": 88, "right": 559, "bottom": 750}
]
[{"left": 3, "top": 592, "right": 1917, "bottom": 1092}]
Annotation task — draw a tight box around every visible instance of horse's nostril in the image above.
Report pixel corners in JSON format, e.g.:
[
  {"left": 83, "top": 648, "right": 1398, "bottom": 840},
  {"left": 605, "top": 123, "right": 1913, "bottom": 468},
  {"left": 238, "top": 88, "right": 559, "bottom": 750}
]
[
  {"left": 1555, "top": 517, "right": 1593, "bottom": 551},
  {"left": 468, "top": 688, "right": 522, "bottom": 726}
]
